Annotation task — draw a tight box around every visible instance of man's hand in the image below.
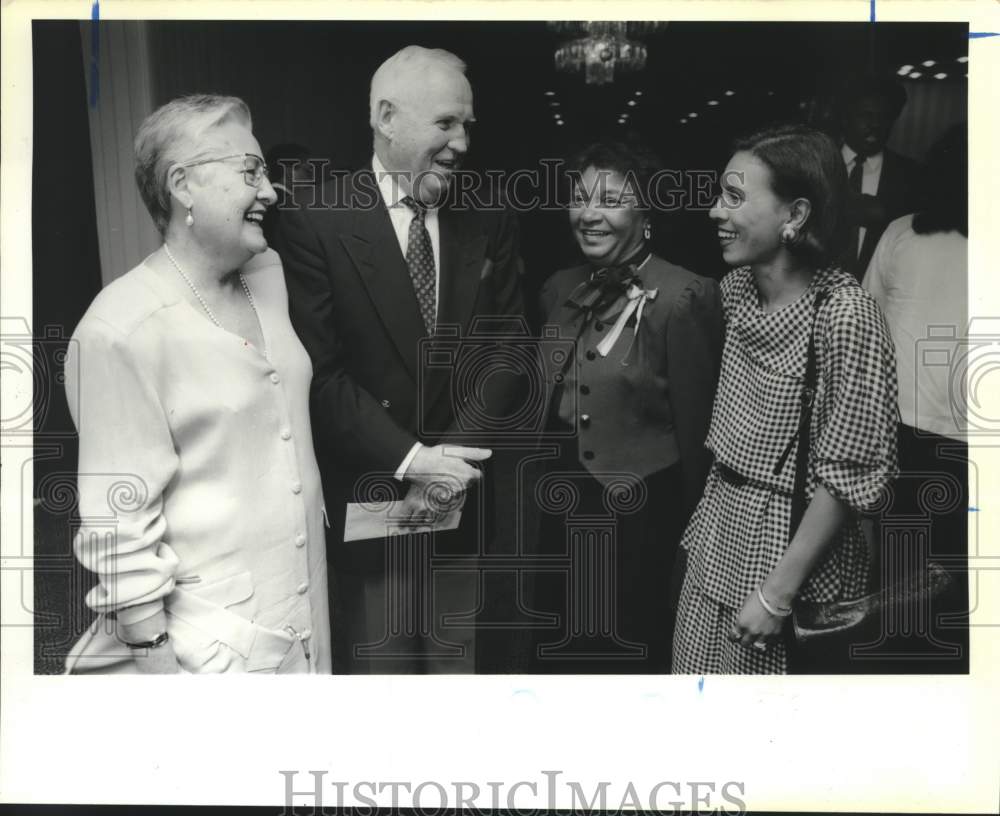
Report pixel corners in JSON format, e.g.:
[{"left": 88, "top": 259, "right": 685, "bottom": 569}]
[
  {"left": 405, "top": 444, "right": 491, "bottom": 490},
  {"left": 401, "top": 444, "right": 491, "bottom": 524},
  {"left": 397, "top": 480, "right": 466, "bottom": 525}
]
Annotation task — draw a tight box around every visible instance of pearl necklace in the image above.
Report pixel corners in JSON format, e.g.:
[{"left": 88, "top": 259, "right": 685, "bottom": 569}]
[{"left": 163, "top": 244, "right": 266, "bottom": 356}]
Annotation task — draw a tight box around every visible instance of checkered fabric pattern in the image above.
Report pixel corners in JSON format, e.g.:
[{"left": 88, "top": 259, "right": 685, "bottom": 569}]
[
  {"left": 672, "top": 265, "right": 898, "bottom": 674},
  {"left": 402, "top": 196, "right": 436, "bottom": 335},
  {"left": 672, "top": 575, "right": 787, "bottom": 674}
]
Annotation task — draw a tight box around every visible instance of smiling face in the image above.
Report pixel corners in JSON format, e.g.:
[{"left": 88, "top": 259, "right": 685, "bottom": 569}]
[
  {"left": 379, "top": 65, "right": 474, "bottom": 206},
  {"left": 568, "top": 166, "right": 647, "bottom": 268},
  {"left": 180, "top": 118, "right": 277, "bottom": 263},
  {"left": 709, "top": 151, "right": 792, "bottom": 269}
]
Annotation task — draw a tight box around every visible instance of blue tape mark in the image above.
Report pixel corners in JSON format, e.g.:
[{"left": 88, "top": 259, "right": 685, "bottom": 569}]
[
  {"left": 88, "top": 1, "right": 100, "bottom": 108},
  {"left": 697, "top": 675, "right": 705, "bottom": 693},
  {"left": 870, "top": 0, "right": 876, "bottom": 23},
  {"left": 969, "top": 32, "right": 999, "bottom": 39},
  {"left": 969, "top": 506, "right": 980, "bottom": 512}
]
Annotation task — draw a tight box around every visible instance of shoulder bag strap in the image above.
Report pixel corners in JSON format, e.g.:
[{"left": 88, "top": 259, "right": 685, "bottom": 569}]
[{"left": 773, "top": 288, "right": 830, "bottom": 540}]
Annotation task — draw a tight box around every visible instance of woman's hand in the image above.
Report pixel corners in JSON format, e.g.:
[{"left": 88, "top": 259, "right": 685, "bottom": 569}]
[
  {"left": 132, "top": 641, "right": 182, "bottom": 674},
  {"left": 728, "top": 589, "right": 786, "bottom": 653},
  {"left": 120, "top": 612, "right": 182, "bottom": 673}
]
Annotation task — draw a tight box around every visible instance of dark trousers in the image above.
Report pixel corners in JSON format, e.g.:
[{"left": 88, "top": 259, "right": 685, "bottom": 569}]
[{"left": 529, "top": 445, "right": 686, "bottom": 674}]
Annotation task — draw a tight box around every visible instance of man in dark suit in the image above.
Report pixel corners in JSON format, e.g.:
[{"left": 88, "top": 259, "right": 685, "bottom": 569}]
[
  {"left": 274, "top": 46, "right": 527, "bottom": 673},
  {"left": 837, "top": 76, "right": 923, "bottom": 279}
]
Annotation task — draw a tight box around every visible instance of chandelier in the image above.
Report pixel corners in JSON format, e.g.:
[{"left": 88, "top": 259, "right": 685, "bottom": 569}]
[{"left": 549, "top": 22, "right": 668, "bottom": 85}]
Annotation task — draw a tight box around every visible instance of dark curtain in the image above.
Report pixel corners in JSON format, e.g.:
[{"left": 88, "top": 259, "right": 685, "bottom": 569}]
[{"left": 32, "top": 21, "right": 103, "bottom": 674}]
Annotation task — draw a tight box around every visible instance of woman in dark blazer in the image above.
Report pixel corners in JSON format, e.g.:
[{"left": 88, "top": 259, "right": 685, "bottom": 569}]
[{"left": 532, "top": 141, "right": 724, "bottom": 673}]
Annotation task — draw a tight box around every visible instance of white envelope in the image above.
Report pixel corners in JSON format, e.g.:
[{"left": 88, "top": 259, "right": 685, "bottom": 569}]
[{"left": 343, "top": 500, "right": 462, "bottom": 542}]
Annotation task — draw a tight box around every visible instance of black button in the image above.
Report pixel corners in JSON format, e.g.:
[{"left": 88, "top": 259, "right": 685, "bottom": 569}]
[
  {"left": 594, "top": 321, "right": 605, "bottom": 331},
  {"left": 554, "top": 373, "right": 564, "bottom": 384},
  {"left": 583, "top": 450, "right": 595, "bottom": 460},
  {"left": 580, "top": 414, "right": 591, "bottom": 427},
  {"left": 579, "top": 385, "right": 590, "bottom": 395},
  {"left": 585, "top": 350, "right": 596, "bottom": 361}
]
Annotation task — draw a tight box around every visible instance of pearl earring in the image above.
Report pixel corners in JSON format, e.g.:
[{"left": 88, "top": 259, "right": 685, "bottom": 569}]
[
  {"left": 643, "top": 222, "right": 652, "bottom": 241},
  {"left": 185, "top": 208, "right": 194, "bottom": 227},
  {"left": 780, "top": 226, "right": 796, "bottom": 244}
]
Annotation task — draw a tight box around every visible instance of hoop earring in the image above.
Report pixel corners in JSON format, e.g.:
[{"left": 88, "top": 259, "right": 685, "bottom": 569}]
[
  {"left": 185, "top": 207, "right": 195, "bottom": 227},
  {"left": 643, "top": 222, "right": 652, "bottom": 241},
  {"left": 780, "top": 226, "right": 796, "bottom": 244}
]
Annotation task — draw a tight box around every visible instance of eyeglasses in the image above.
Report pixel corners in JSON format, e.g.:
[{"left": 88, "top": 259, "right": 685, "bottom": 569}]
[{"left": 178, "top": 153, "right": 270, "bottom": 187}]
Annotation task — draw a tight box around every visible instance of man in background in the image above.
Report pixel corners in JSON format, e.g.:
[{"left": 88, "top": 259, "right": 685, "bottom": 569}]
[{"left": 837, "top": 75, "right": 922, "bottom": 279}]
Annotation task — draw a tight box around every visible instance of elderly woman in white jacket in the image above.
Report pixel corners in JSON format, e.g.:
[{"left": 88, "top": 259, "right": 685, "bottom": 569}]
[{"left": 65, "top": 94, "right": 330, "bottom": 673}]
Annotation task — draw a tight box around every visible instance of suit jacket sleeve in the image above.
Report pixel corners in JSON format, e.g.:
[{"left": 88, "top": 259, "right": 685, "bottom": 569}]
[
  {"left": 667, "top": 276, "right": 724, "bottom": 513},
  {"left": 275, "top": 206, "right": 417, "bottom": 476}
]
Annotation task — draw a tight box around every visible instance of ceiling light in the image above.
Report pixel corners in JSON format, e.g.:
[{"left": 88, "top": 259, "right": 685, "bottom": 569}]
[
  {"left": 957, "top": 56, "right": 969, "bottom": 63},
  {"left": 767, "top": 90, "right": 775, "bottom": 96},
  {"left": 627, "top": 100, "right": 637, "bottom": 107},
  {"left": 549, "top": 101, "right": 561, "bottom": 108},
  {"left": 617, "top": 118, "right": 626, "bottom": 124},
  {"left": 908, "top": 71, "right": 922, "bottom": 79},
  {"left": 620, "top": 112, "right": 630, "bottom": 118},
  {"left": 922, "top": 60, "right": 936, "bottom": 67},
  {"left": 688, "top": 112, "right": 698, "bottom": 118},
  {"left": 897, "top": 64, "right": 914, "bottom": 75},
  {"left": 724, "top": 90, "right": 735, "bottom": 96},
  {"left": 634, "top": 90, "right": 643, "bottom": 96},
  {"left": 555, "top": 120, "right": 564, "bottom": 126},
  {"left": 544, "top": 90, "right": 556, "bottom": 96},
  {"left": 679, "top": 118, "right": 687, "bottom": 124},
  {"left": 707, "top": 100, "right": 719, "bottom": 106},
  {"left": 934, "top": 73, "right": 947, "bottom": 79}
]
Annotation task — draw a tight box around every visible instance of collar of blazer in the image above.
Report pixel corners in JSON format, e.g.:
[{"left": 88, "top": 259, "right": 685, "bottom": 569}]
[{"left": 339, "top": 170, "right": 489, "bottom": 385}]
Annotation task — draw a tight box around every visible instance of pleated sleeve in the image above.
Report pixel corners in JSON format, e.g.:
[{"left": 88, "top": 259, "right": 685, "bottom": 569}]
[{"left": 66, "top": 314, "right": 181, "bottom": 626}]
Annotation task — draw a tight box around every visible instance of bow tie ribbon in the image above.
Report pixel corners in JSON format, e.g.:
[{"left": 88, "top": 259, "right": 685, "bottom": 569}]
[
  {"left": 595, "top": 283, "right": 659, "bottom": 361},
  {"left": 564, "top": 263, "right": 642, "bottom": 315}
]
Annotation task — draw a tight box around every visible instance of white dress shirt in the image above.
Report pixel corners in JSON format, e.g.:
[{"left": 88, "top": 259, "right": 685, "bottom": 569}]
[
  {"left": 863, "top": 214, "right": 967, "bottom": 441},
  {"left": 372, "top": 154, "right": 440, "bottom": 480},
  {"left": 842, "top": 144, "right": 884, "bottom": 257}
]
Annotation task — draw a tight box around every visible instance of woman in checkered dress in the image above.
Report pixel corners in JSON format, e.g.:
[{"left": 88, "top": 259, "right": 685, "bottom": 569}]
[{"left": 672, "top": 124, "right": 898, "bottom": 674}]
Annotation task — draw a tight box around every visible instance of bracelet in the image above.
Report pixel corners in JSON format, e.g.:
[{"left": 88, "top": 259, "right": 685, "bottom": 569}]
[
  {"left": 124, "top": 631, "right": 170, "bottom": 650},
  {"left": 756, "top": 586, "right": 793, "bottom": 618}
]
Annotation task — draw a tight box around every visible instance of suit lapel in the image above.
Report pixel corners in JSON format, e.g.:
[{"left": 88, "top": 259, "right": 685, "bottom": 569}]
[{"left": 340, "top": 174, "right": 425, "bottom": 381}]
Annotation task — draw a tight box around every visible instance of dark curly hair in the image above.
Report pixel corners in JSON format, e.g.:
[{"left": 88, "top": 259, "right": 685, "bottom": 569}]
[
  {"left": 913, "top": 123, "right": 967, "bottom": 237},
  {"left": 566, "top": 140, "right": 662, "bottom": 209}
]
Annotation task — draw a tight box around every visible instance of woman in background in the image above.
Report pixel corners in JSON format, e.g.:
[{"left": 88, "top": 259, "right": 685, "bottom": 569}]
[
  {"left": 673, "top": 124, "right": 898, "bottom": 674},
  {"left": 863, "top": 124, "right": 969, "bottom": 657},
  {"left": 65, "top": 94, "right": 330, "bottom": 673},
  {"left": 534, "top": 141, "right": 723, "bottom": 673}
]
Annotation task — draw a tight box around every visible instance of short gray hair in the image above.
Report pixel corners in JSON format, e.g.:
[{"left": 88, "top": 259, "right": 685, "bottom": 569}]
[
  {"left": 369, "top": 45, "right": 467, "bottom": 129},
  {"left": 134, "top": 94, "right": 252, "bottom": 235}
]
